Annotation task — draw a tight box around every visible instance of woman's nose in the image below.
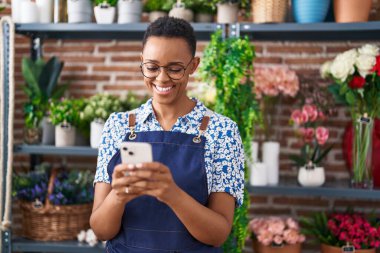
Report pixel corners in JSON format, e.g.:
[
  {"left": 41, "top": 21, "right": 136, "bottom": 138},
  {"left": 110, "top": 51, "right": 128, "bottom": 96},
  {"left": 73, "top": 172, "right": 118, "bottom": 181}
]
[{"left": 155, "top": 67, "right": 171, "bottom": 82}]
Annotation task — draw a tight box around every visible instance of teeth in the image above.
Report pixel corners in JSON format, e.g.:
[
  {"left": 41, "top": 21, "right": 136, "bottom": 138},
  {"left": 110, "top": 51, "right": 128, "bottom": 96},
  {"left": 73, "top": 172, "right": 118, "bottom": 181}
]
[{"left": 155, "top": 85, "right": 173, "bottom": 92}]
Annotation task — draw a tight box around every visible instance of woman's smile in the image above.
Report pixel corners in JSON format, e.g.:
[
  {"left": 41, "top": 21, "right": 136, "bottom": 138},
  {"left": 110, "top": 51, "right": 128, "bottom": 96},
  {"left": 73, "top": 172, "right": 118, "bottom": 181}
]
[{"left": 152, "top": 83, "right": 176, "bottom": 95}]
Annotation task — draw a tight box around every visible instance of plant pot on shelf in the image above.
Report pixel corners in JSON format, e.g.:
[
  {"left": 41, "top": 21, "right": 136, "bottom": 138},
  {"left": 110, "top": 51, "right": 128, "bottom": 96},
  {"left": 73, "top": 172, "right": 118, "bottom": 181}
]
[
  {"left": 90, "top": 119, "right": 105, "bottom": 148},
  {"left": 24, "top": 127, "right": 42, "bottom": 144},
  {"left": 67, "top": 0, "right": 92, "bottom": 23},
  {"left": 148, "top": 11, "right": 167, "bottom": 22},
  {"left": 253, "top": 241, "right": 302, "bottom": 253},
  {"left": 334, "top": 0, "right": 372, "bottom": 23},
  {"left": 298, "top": 164, "right": 325, "bottom": 187},
  {"left": 94, "top": 3, "right": 116, "bottom": 24},
  {"left": 169, "top": 2, "right": 193, "bottom": 22},
  {"left": 252, "top": 0, "right": 288, "bottom": 23},
  {"left": 55, "top": 123, "right": 76, "bottom": 147},
  {"left": 41, "top": 116, "right": 55, "bottom": 145},
  {"left": 75, "top": 130, "right": 89, "bottom": 146},
  {"left": 195, "top": 13, "right": 213, "bottom": 22},
  {"left": 216, "top": 3, "right": 238, "bottom": 24},
  {"left": 292, "top": 0, "right": 330, "bottom": 23},
  {"left": 117, "top": 0, "right": 142, "bottom": 23},
  {"left": 321, "top": 244, "right": 375, "bottom": 253}
]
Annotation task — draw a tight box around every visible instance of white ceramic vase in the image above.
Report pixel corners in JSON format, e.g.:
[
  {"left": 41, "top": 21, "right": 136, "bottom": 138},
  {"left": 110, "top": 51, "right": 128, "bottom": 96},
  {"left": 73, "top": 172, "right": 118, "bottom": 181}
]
[
  {"left": 117, "top": 0, "right": 142, "bottom": 23},
  {"left": 36, "top": 0, "right": 54, "bottom": 23},
  {"left": 67, "top": 0, "right": 92, "bottom": 23},
  {"left": 169, "top": 2, "right": 194, "bottom": 22},
  {"left": 55, "top": 123, "right": 76, "bottom": 147},
  {"left": 94, "top": 4, "right": 116, "bottom": 24},
  {"left": 216, "top": 3, "right": 238, "bottom": 24},
  {"left": 90, "top": 119, "right": 105, "bottom": 148},
  {"left": 298, "top": 166, "right": 325, "bottom": 187},
  {"left": 20, "top": 0, "right": 39, "bottom": 23},
  {"left": 250, "top": 162, "right": 267, "bottom": 186}
]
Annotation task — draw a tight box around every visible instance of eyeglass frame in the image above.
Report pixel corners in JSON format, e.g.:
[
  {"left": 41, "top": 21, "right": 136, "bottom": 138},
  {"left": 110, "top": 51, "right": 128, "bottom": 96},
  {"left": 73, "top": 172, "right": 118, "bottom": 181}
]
[{"left": 139, "top": 58, "right": 194, "bottom": 80}]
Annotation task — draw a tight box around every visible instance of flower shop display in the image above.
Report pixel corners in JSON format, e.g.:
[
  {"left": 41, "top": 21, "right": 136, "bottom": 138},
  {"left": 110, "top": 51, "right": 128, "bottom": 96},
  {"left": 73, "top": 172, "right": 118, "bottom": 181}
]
[
  {"left": 21, "top": 56, "right": 67, "bottom": 144},
  {"left": 321, "top": 44, "right": 380, "bottom": 189},
  {"left": 289, "top": 104, "right": 333, "bottom": 187},
  {"left": 94, "top": 0, "right": 117, "bottom": 24},
  {"left": 249, "top": 217, "right": 305, "bottom": 253},
  {"left": 82, "top": 94, "right": 122, "bottom": 148},
  {"left": 117, "top": 0, "right": 142, "bottom": 23},
  {"left": 301, "top": 211, "right": 380, "bottom": 253},
  {"left": 13, "top": 164, "right": 94, "bottom": 241}
]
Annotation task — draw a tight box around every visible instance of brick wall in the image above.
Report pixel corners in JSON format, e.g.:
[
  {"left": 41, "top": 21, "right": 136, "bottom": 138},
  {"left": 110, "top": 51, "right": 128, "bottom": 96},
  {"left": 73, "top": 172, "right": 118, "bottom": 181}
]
[{"left": 2, "top": 2, "right": 380, "bottom": 253}]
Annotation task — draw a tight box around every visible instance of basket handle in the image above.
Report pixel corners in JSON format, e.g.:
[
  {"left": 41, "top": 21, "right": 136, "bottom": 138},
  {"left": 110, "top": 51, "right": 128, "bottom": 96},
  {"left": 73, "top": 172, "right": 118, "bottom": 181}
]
[{"left": 44, "top": 168, "right": 59, "bottom": 210}]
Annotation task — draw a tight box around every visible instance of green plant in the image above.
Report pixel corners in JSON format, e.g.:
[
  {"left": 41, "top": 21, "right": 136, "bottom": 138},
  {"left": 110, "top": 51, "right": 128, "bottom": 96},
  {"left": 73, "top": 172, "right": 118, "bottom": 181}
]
[
  {"left": 22, "top": 56, "right": 67, "bottom": 129},
  {"left": 203, "top": 0, "right": 250, "bottom": 12},
  {"left": 82, "top": 94, "right": 123, "bottom": 123},
  {"left": 199, "top": 30, "right": 260, "bottom": 253},
  {"left": 49, "top": 98, "right": 80, "bottom": 126},
  {"left": 120, "top": 92, "right": 149, "bottom": 112},
  {"left": 143, "top": 0, "right": 174, "bottom": 12},
  {"left": 181, "top": 0, "right": 215, "bottom": 14},
  {"left": 93, "top": 0, "right": 117, "bottom": 7}
]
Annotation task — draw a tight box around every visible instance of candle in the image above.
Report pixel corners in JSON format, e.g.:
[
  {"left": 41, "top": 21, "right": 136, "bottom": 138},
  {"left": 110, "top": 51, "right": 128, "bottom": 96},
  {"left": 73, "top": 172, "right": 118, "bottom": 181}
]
[
  {"left": 20, "top": 0, "right": 39, "bottom": 23},
  {"left": 250, "top": 162, "right": 267, "bottom": 186},
  {"left": 36, "top": 0, "right": 53, "bottom": 23},
  {"left": 262, "top": 141, "right": 280, "bottom": 185}
]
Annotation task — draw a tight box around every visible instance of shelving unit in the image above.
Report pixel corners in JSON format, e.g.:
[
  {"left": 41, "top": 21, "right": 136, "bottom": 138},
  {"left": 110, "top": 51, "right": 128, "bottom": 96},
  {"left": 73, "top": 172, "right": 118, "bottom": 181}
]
[{"left": 2, "top": 21, "right": 380, "bottom": 253}]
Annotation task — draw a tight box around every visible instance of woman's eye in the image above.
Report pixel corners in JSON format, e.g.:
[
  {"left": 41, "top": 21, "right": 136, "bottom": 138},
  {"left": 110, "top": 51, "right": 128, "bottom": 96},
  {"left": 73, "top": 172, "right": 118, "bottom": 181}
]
[
  {"left": 146, "top": 66, "right": 159, "bottom": 71},
  {"left": 167, "top": 67, "right": 183, "bottom": 73}
]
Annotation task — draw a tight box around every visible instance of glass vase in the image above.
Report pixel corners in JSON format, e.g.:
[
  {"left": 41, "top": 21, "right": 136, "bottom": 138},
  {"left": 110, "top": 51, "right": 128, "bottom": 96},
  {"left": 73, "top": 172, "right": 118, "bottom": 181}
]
[{"left": 351, "top": 116, "right": 374, "bottom": 189}]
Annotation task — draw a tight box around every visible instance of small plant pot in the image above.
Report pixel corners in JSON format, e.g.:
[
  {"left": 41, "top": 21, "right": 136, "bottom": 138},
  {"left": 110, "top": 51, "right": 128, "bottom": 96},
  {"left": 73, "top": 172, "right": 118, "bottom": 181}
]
[
  {"left": 90, "top": 119, "right": 105, "bottom": 148},
  {"left": 216, "top": 3, "right": 238, "bottom": 24},
  {"left": 41, "top": 117, "right": 55, "bottom": 145},
  {"left": 169, "top": 2, "right": 194, "bottom": 22},
  {"left": 55, "top": 123, "right": 76, "bottom": 147},
  {"left": 67, "top": 0, "right": 92, "bottom": 23},
  {"left": 148, "top": 11, "right": 167, "bottom": 22},
  {"left": 253, "top": 241, "right": 302, "bottom": 253},
  {"left": 117, "top": 0, "right": 142, "bottom": 23},
  {"left": 292, "top": 0, "right": 330, "bottom": 23},
  {"left": 334, "top": 0, "right": 372, "bottom": 23},
  {"left": 298, "top": 166, "right": 325, "bottom": 187},
  {"left": 94, "top": 4, "right": 116, "bottom": 24},
  {"left": 321, "top": 244, "right": 375, "bottom": 253},
  {"left": 24, "top": 127, "right": 42, "bottom": 144}
]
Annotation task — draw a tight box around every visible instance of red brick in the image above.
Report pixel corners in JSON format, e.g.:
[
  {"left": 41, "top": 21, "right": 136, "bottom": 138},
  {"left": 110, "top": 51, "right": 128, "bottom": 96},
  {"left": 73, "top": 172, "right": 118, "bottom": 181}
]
[
  {"left": 284, "top": 58, "right": 328, "bottom": 65},
  {"left": 98, "top": 45, "right": 142, "bottom": 53},
  {"left": 116, "top": 76, "right": 142, "bottom": 81},
  {"left": 111, "top": 56, "right": 141, "bottom": 62},
  {"left": 249, "top": 195, "right": 268, "bottom": 204},
  {"left": 64, "top": 66, "right": 88, "bottom": 72},
  {"left": 273, "top": 197, "right": 329, "bottom": 207},
  {"left": 249, "top": 208, "right": 292, "bottom": 215},
  {"left": 255, "top": 57, "right": 283, "bottom": 64},
  {"left": 267, "top": 46, "right": 323, "bottom": 54},
  {"left": 45, "top": 45, "right": 95, "bottom": 53},
  {"left": 93, "top": 66, "right": 139, "bottom": 72},
  {"left": 61, "top": 74, "right": 110, "bottom": 81},
  {"left": 60, "top": 56, "right": 106, "bottom": 63}
]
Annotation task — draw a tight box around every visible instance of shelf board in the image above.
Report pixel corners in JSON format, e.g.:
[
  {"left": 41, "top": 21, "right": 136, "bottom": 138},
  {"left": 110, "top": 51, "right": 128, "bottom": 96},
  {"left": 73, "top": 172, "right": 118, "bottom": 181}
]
[
  {"left": 15, "top": 21, "right": 380, "bottom": 41},
  {"left": 14, "top": 144, "right": 98, "bottom": 156},
  {"left": 248, "top": 181, "right": 380, "bottom": 199},
  {"left": 12, "top": 238, "right": 104, "bottom": 253},
  {"left": 15, "top": 23, "right": 222, "bottom": 40}
]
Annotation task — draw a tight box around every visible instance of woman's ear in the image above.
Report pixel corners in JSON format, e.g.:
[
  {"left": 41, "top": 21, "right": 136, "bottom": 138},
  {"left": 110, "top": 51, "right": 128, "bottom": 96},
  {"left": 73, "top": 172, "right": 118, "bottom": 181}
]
[
  {"left": 140, "top": 53, "right": 143, "bottom": 62},
  {"left": 189, "top": 57, "right": 200, "bottom": 74}
]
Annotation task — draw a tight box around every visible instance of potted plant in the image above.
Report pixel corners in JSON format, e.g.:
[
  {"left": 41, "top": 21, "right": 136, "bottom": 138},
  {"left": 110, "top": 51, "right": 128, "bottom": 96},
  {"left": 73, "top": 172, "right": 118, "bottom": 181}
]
[
  {"left": 143, "top": 0, "right": 173, "bottom": 22},
  {"left": 301, "top": 211, "right": 380, "bottom": 253},
  {"left": 204, "top": 0, "right": 250, "bottom": 23},
  {"left": 67, "top": 0, "right": 92, "bottom": 23},
  {"left": 120, "top": 92, "right": 149, "bottom": 112},
  {"left": 21, "top": 56, "right": 67, "bottom": 145},
  {"left": 117, "top": 0, "right": 142, "bottom": 23},
  {"left": 199, "top": 29, "right": 260, "bottom": 252},
  {"left": 82, "top": 94, "right": 122, "bottom": 148},
  {"left": 49, "top": 98, "right": 80, "bottom": 147},
  {"left": 292, "top": 0, "right": 331, "bottom": 23},
  {"left": 334, "top": 0, "right": 372, "bottom": 23},
  {"left": 13, "top": 163, "right": 94, "bottom": 241},
  {"left": 94, "top": 0, "right": 117, "bottom": 24},
  {"left": 169, "top": 0, "right": 194, "bottom": 22},
  {"left": 248, "top": 217, "right": 305, "bottom": 253},
  {"left": 289, "top": 103, "right": 333, "bottom": 187},
  {"left": 73, "top": 98, "right": 91, "bottom": 146},
  {"left": 184, "top": 0, "right": 215, "bottom": 22}
]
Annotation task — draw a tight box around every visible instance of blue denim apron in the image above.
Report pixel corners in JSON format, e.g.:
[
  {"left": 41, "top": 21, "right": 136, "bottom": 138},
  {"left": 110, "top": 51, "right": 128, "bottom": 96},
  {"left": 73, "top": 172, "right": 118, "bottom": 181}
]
[{"left": 105, "top": 111, "right": 222, "bottom": 253}]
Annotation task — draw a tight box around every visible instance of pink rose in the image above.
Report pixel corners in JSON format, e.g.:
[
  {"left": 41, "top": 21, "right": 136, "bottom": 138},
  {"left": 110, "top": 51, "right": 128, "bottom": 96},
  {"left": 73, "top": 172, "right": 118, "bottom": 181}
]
[
  {"left": 268, "top": 217, "right": 286, "bottom": 235},
  {"left": 291, "top": 109, "right": 308, "bottom": 125},
  {"left": 299, "top": 127, "right": 314, "bottom": 143},
  {"left": 286, "top": 218, "right": 299, "bottom": 230},
  {"left": 257, "top": 230, "right": 273, "bottom": 246},
  {"left": 302, "top": 105, "right": 318, "bottom": 122},
  {"left": 316, "top": 127, "right": 329, "bottom": 145},
  {"left": 283, "top": 229, "right": 300, "bottom": 245},
  {"left": 249, "top": 218, "right": 268, "bottom": 235}
]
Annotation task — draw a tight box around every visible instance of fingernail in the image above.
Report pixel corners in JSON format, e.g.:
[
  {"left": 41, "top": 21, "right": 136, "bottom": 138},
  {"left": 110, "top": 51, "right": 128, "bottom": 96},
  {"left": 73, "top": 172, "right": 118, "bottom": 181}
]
[{"left": 136, "top": 163, "right": 142, "bottom": 168}]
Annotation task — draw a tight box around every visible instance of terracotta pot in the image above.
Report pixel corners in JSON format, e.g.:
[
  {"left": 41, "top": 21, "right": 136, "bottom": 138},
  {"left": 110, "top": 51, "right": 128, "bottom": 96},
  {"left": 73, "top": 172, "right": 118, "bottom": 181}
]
[
  {"left": 321, "top": 244, "right": 376, "bottom": 253},
  {"left": 253, "top": 241, "right": 301, "bottom": 253},
  {"left": 334, "top": 0, "right": 372, "bottom": 23}
]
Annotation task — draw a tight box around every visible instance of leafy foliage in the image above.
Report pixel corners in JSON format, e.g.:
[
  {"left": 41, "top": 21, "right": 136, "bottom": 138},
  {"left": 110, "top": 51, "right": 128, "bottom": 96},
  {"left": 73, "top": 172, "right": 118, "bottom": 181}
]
[
  {"left": 82, "top": 93, "right": 123, "bottom": 123},
  {"left": 143, "top": 0, "right": 174, "bottom": 12},
  {"left": 93, "top": 0, "right": 117, "bottom": 7},
  {"left": 120, "top": 92, "right": 150, "bottom": 112},
  {"left": 49, "top": 98, "right": 80, "bottom": 126},
  {"left": 200, "top": 30, "right": 260, "bottom": 253}
]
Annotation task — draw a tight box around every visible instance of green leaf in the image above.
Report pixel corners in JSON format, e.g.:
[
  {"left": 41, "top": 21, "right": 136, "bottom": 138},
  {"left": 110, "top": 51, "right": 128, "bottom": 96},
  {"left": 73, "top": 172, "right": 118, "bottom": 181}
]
[
  {"left": 345, "top": 91, "right": 356, "bottom": 105},
  {"left": 22, "top": 58, "right": 42, "bottom": 97},
  {"left": 314, "top": 144, "right": 334, "bottom": 165},
  {"left": 39, "top": 56, "right": 64, "bottom": 99}
]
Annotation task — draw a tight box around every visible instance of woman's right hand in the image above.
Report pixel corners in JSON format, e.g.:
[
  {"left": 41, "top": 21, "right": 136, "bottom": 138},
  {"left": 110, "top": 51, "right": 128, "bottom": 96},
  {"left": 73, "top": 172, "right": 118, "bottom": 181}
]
[{"left": 111, "top": 164, "right": 145, "bottom": 204}]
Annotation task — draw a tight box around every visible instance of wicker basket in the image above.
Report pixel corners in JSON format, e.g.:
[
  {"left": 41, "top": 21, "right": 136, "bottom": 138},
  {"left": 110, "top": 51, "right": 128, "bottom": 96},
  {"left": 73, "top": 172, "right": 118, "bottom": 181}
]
[
  {"left": 252, "top": 0, "right": 288, "bottom": 23},
  {"left": 19, "top": 169, "right": 93, "bottom": 241}
]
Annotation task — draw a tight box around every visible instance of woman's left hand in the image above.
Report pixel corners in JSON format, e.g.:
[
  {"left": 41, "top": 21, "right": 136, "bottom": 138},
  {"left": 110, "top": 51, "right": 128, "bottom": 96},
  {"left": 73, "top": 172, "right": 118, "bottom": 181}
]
[{"left": 127, "top": 162, "right": 180, "bottom": 204}]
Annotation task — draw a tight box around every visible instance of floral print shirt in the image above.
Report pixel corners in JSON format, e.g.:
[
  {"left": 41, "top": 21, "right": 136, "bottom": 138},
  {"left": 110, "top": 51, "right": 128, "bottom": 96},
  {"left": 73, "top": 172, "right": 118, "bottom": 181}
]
[{"left": 94, "top": 98, "right": 245, "bottom": 207}]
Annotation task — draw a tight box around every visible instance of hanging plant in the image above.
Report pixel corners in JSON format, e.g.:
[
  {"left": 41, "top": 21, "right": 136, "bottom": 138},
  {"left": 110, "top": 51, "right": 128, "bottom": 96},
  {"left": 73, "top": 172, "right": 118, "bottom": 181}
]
[{"left": 199, "top": 29, "right": 260, "bottom": 253}]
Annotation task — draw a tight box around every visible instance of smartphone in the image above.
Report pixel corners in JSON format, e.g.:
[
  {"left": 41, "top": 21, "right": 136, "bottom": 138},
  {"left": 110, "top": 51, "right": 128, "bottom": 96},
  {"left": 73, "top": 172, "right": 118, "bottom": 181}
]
[{"left": 120, "top": 142, "right": 153, "bottom": 165}]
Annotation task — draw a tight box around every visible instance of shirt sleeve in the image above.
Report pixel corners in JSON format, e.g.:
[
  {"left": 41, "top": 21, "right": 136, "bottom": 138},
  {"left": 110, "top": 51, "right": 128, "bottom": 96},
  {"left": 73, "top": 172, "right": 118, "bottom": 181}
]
[
  {"left": 94, "top": 112, "right": 122, "bottom": 185},
  {"left": 211, "top": 121, "right": 245, "bottom": 207}
]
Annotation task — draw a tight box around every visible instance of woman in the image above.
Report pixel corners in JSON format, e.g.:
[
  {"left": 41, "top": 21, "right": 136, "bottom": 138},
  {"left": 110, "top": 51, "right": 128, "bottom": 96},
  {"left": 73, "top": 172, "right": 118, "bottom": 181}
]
[{"left": 90, "top": 17, "right": 245, "bottom": 252}]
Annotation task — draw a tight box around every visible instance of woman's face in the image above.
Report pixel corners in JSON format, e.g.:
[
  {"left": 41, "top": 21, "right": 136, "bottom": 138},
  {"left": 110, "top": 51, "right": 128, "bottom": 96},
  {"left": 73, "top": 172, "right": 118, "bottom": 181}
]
[{"left": 141, "top": 36, "right": 199, "bottom": 106}]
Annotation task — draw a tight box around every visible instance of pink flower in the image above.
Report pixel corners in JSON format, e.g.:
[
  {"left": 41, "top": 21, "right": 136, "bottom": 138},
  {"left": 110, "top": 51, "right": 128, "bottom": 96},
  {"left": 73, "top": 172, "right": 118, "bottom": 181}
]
[
  {"left": 267, "top": 217, "right": 286, "bottom": 235},
  {"left": 249, "top": 218, "right": 268, "bottom": 235},
  {"left": 286, "top": 218, "right": 299, "bottom": 230},
  {"left": 291, "top": 109, "right": 308, "bottom": 125},
  {"left": 318, "top": 111, "right": 327, "bottom": 121},
  {"left": 257, "top": 231, "right": 273, "bottom": 246},
  {"left": 299, "top": 128, "right": 314, "bottom": 143},
  {"left": 316, "top": 127, "right": 329, "bottom": 145},
  {"left": 283, "top": 229, "right": 300, "bottom": 245},
  {"left": 302, "top": 105, "right": 318, "bottom": 122}
]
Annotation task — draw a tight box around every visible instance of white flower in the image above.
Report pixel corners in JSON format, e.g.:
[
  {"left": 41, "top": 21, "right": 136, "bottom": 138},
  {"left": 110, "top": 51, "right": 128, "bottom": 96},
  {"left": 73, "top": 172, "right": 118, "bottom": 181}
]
[
  {"left": 341, "top": 48, "right": 358, "bottom": 66},
  {"left": 358, "top": 44, "right": 379, "bottom": 57},
  {"left": 320, "top": 60, "right": 332, "bottom": 79},
  {"left": 356, "top": 54, "right": 376, "bottom": 77},
  {"left": 77, "top": 230, "right": 86, "bottom": 243},
  {"left": 330, "top": 54, "right": 355, "bottom": 82},
  {"left": 85, "top": 229, "right": 98, "bottom": 247}
]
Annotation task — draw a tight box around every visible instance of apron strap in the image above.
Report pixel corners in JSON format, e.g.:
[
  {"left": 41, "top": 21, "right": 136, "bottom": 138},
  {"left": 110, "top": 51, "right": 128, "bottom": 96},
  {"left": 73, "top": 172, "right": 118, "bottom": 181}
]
[
  {"left": 193, "top": 109, "right": 213, "bottom": 144},
  {"left": 128, "top": 109, "right": 138, "bottom": 140}
]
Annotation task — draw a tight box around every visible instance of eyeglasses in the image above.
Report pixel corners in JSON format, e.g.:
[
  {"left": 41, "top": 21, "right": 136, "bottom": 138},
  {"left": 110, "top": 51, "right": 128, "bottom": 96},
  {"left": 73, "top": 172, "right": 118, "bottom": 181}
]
[{"left": 140, "top": 58, "right": 193, "bottom": 80}]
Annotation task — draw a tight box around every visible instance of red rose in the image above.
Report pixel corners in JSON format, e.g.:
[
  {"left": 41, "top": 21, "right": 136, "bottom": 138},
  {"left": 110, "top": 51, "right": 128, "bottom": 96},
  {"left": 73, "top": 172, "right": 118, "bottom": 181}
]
[
  {"left": 371, "top": 55, "right": 380, "bottom": 75},
  {"left": 349, "top": 76, "right": 366, "bottom": 89}
]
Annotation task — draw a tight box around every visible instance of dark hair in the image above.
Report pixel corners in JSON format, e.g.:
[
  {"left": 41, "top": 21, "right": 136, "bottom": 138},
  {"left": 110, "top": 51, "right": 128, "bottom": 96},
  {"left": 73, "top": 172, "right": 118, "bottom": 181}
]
[{"left": 142, "top": 17, "right": 196, "bottom": 57}]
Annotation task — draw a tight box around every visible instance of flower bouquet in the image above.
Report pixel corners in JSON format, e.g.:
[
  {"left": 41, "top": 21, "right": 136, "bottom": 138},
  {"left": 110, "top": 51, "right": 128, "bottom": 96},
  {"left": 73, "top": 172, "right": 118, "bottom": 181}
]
[
  {"left": 248, "top": 217, "right": 305, "bottom": 253},
  {"left": 321, "top": 44, "right": 380, "bottom": 188},
  {"left": 13, "top": 164, "right": 94, "bottom": 241},
  {"left": 301, "top": 211, "right": 380, "bottom": 253}
]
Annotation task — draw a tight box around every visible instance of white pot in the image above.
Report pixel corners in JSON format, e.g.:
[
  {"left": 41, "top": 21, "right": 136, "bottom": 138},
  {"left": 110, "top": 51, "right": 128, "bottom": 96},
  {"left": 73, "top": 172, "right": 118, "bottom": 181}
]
[
  {"left": 67, "top": 0, "right": 92, "bottom": 23},
  {"left": 94, "top": 5, "right": 116, "bottom": 24},
  {"left": 36, "top": 0, "right": 53, "bottom": 23},
  {"left": 250, "top": 162, "right": 267, "bottom": 186},
  {"left": 169, "top": 2, "right": 193, "bottom": 22},
  {"left": 195, "top": 13, "right": 213, "bottom": 23},
  {"left": 148, "top": 11, "right": 167, "bottom": 22},
  {"left": 55, "top": 124, "right": 76, "bottom": 147},
  {"left": 298, "top": 166, "right": 325, "bottom": 187},
  {"left": 251, "top": 141, "right": 259, "bottom": 163},
  {"left": 20, "top": 0, "right": 39, "bottom": 23},
  {"left": 216, "top": 3, "right": 238, "bottom": 24},
  {"left": 262, "top": 141, "right": 280, "bottom": 185},
  {"left": 12, "top": 0, "right": 27, "bottom": 22},
  {"left": 117, "top": 0, "right": 142, "bottom": 23},
  {"left": 41, "top": 117, "right": 55, "bottom": 145},
  {"left": 90, "top": 120, "right": 105, "bottom": 148}
]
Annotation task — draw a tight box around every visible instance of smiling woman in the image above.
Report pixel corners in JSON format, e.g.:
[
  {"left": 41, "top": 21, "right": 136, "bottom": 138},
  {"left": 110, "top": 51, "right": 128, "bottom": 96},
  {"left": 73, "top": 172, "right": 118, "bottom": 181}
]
[{"left": 89, "top": 16, "right": 245, "bottom": 253}]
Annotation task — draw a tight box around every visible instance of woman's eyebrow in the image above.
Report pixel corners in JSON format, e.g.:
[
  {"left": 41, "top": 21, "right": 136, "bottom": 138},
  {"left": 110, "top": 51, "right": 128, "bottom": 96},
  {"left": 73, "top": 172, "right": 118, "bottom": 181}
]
[{"left": 144, "top": 59, "right": 185, "bottom": 65}]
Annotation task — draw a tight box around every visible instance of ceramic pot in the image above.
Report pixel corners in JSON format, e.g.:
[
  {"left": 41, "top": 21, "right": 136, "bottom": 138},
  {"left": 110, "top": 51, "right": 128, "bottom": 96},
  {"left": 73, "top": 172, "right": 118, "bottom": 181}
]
[
  {"left": 94, "top": 4, "right": 116, "bottom": 24},
  {"left": 169, "top": 2, "right": 194, "bottom": 22},
  {"left": 36, "top": 0, "right": 53, "bottom": 23},
  {"left": 321, "top": 244, "right": 375, "bottom": 253},
  {"left": 292, "top": 0, "right": 330, "bottom": 23},
  {"left": 217, "top": 3, "right": 238, "bottom": 24},
  {"left": 253, "top": 241, "right": 302, "bottom": 253},
  {"left": 334, "top": 0, "right": 372, "bottom": 23},
  {"left": 67, "top": 0, "right": 92, "bottom": 23},
  {"left": 90, "top": 119, "right": 105, "bottom": 148},
  {"left": 20, "top": 0, "right": 39, "bottom": 23},
  {"left": 298, "top": 166, "right": 325, "bottom": 187},
  {"left": 55, "top": 123, "right": 76, "bottom": 147},
  {"left": 41, "top": 117, "right": 55, "bottom": 145},
  {"left": 117, "top": 0, "right": 142, "bottom": 23}
]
